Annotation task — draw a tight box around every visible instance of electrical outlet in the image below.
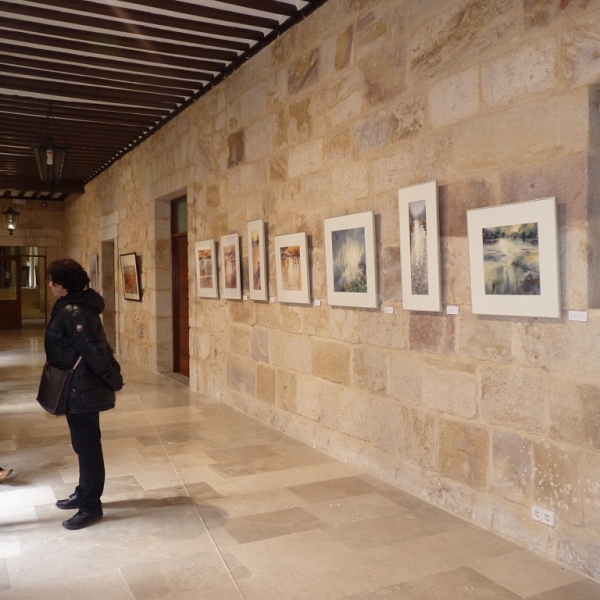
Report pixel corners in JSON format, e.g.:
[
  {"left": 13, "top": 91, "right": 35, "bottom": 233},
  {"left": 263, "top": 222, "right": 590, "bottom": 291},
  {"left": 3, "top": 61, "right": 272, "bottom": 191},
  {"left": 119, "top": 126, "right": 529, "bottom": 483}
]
[{"left": 532, "top": 505, "right": 556, "bottom": 527}]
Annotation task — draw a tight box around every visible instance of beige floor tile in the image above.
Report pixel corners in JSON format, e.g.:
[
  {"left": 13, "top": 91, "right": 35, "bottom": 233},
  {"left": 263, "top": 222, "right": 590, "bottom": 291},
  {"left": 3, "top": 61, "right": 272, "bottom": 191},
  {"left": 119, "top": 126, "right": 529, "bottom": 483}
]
[
  {"left": 238, "top": 559, "right": 379, "bottom": 600},
  {"left": 287, "top": 476, "right": 379, "bottom": 503},
  {"left": 3, "top": 328, "right": 599, "bottom": 599},
  {"left": 470, "top": 550, "right": 585, "bottom": 597},
  {"left": 207, "top": 487, "right": 309, "bottom": 519},
  {"left": 525, "top": 579, "right": 600, "bottom": 599},
  {"left": 0, "top": 536, "right": 21, "bottom": 560},
  {"left": 356, "top": 534, "right": 473, "bottom": 586},
  {"left": 325, "top": 511, "right": 437, "bottom": 551},
  {"left": 343, "top": 566, "right": 522, "bottom": 600},
  {"left": 186, "top": 481, "right": 221, "bottom": 502},
  {"left": 304, "top": 492, "right": 405, "bottom": 526},
  {"left": 407, "top": 503, "right": 471, "bottom": 533},
  {"left": 2, "top": 570, "right": 135, "bottom": 600},
  {"left": 120, "top": 549, "right": 237, "bottom": 598},
  {"left": 229, "top": 528, "right": 358, "bottom": 574},
  {"left": 222, "top": 506, "right": 325, "bottom": 543},
  {"left": 433, "top": 525, "right": 522, "bottom": 560},
  {"left": 0, "top": 485, "right": 58, "bottom": 510}
]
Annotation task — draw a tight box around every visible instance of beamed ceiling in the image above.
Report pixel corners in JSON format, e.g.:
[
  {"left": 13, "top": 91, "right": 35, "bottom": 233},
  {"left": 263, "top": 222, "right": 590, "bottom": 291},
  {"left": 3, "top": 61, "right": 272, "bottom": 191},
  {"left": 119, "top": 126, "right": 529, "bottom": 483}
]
[{"left": 0, "top": 0, "right": 326, "bottom": 201}]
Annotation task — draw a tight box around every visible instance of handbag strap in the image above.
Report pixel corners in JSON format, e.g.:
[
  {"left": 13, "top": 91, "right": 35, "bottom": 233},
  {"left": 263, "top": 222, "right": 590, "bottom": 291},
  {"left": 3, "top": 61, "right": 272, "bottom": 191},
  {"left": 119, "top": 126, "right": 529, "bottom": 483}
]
[{"left": 71, "top": 356, "right": 83, "bottom": 371}]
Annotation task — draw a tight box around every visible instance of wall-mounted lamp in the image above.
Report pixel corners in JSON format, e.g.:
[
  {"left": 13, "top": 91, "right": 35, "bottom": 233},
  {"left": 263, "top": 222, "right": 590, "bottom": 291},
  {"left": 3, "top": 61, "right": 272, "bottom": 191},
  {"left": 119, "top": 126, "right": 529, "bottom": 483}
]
[
  {"left": 32, "top": 104, "right": 67, "bottom": 194},
  {"left": 1, "top": 200, "right": 20, "bottom": 235}
]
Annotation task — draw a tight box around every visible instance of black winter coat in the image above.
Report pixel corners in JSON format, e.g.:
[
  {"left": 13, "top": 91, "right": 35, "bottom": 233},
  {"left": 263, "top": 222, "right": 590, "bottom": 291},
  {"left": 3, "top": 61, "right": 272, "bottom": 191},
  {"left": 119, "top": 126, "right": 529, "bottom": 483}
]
[{"left": 44, "top": 288, "right": 123, "bottom": 413}]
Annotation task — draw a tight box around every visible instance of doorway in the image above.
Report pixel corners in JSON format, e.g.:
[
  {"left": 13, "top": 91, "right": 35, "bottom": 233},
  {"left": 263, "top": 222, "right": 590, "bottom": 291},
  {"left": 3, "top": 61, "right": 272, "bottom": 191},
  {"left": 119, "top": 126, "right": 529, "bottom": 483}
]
[
  {"left": 171, "top": 196, "right": 189, "bottom": 376},
  {"left": 101, "top": 241, "right": 116, "bottom": 349},
  {"left": 0, "top": 246, "right": 46, "bottom": 330}
]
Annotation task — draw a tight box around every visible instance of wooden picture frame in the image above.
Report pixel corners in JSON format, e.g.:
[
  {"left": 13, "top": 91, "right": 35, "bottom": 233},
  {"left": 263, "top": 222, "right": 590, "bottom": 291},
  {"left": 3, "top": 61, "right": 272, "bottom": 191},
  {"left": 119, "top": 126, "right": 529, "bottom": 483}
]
[
  {"left": 247, "top": 219, "right": 267, "bottom": 301},
  {"left": 324, "top": 211, "right": 378, "bottom": 309},
  {"left": 274, "top": 232, "right": 310, "bottom": 304},
  {"left": 467, "top": 197, "right": 560, "bottom": 318},
  {"left": 195, "top": 239, "right": 218, "bottom": 298},
  {"left": 398, "top": 180, "right": 442, "bottom": 312},
  {"left": 119, "top": 252, "right": 141, "bottom": 301},
  {"left": 221, "top": 233, "right": 241, "bottom": 300}
]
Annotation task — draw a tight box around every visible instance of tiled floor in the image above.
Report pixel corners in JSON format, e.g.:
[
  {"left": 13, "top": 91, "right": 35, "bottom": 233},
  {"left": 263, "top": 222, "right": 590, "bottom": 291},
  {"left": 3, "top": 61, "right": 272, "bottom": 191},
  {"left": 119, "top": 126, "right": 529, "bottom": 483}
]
[{"left": 2, "top": 327, "right": 600, "bottom": 599}]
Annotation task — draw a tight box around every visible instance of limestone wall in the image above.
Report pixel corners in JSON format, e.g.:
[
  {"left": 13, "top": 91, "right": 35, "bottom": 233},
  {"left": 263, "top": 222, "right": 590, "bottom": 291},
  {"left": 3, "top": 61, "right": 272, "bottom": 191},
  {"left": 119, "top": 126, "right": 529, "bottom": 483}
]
[{"left": 65, "top": 0, "right": 600, "bottom": 578}]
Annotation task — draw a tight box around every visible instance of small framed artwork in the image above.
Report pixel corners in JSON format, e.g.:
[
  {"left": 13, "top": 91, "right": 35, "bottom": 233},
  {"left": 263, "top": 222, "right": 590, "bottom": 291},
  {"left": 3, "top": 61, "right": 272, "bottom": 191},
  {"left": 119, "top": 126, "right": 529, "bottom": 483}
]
[
  {"left": 119, "top": 252, "right": 141, "bottom": 301},
  {"left": 195, "top": 239, "right": 218, "bottom": 298},
  {"left": 324, "top": 211, "right": 378, "bottom": 308},
  {"left": 247, "top": 219, "right": 267, "bottom": 301},
  {"left": 398, "top": 180, "right": 442, "bottom": 312},
  {"left": 88, "top": 254, "right": 99, "bottom": 291},
  {"left": 274, "top": 232, "right": 310, "bottom": 304},
  {"left": 221, "top": 233, "right": 241, "bottom": 300},
  {"left": 467, "top": 197, "right": 560, "bottom": 318}
]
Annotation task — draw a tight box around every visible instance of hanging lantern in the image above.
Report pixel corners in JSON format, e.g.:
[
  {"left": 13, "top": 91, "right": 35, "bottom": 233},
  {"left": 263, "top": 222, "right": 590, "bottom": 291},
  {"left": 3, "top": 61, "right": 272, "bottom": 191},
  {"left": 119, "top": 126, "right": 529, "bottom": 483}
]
[
  {"left": 32, "top": 104, "right": 67, "bottom": 194},
  {"left": 2, "top": 201, "right": 20, "bottom": 235}
]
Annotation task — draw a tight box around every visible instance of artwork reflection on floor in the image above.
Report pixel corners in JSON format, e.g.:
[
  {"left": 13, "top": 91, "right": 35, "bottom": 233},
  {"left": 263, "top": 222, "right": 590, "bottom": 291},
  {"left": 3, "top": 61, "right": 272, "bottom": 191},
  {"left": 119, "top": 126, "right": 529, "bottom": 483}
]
[{"left": 1, "top": 329, "right": 598, "bottom": 599}]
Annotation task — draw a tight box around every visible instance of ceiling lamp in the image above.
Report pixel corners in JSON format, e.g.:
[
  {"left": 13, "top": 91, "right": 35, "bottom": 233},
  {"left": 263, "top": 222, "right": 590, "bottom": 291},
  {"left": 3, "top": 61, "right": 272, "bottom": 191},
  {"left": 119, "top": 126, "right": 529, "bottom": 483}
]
[
  {"left": 32, "top": 104, "right": 67, "bottom": 194},
  {"left": 2, "top": 200, "right": 20, "bottom": 236}
]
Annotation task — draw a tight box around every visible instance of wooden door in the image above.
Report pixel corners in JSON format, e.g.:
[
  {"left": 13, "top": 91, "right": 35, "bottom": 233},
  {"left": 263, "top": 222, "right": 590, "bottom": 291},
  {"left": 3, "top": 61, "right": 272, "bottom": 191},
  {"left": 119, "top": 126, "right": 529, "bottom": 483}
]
[
  {"left": 172, "top": 233, "right": 189, "bottom": 375},
  {"left": 101, "top": 241, "right": 116, "bottom": 349},
  {"left": 0, "top": 256, "right": 21, "bottom": 329}
]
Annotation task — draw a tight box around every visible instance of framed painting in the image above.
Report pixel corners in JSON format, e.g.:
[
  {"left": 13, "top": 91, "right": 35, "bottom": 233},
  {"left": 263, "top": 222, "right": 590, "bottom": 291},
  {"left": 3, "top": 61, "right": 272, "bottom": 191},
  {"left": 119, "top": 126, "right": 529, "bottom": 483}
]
[
  {"left": 247, "top": 219, "right": 267, "bottom": 301},
  {"left": 88, "top": 254, "right": 99, "bottom": 291},
  {"left": 221, "top": 233, "right": 241, "bottom": 300},
  {"left": 324, "top": 211, "right": 378, "bottom": 308},
  {"left": 119, "top": 252, "right": 141, "bottom": 301},
  {"left": 195, "top": 239, "right": 218, "bottom": 298},
  {"left": 274, "top": 232, "right": 310, "bottom": 304},
  {"left": 398, "top": 180, "right": 442, "bottom": 312},
  {"left": 467, "top": 197, "right": 560, "bottom": 318}
]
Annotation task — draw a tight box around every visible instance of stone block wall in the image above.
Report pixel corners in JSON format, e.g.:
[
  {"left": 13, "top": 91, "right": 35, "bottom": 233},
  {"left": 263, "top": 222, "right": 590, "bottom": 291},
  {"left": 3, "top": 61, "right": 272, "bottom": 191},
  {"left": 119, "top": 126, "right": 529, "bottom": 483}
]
[{"left": 66, "top": 0, "right": 600, "bottom": 579}]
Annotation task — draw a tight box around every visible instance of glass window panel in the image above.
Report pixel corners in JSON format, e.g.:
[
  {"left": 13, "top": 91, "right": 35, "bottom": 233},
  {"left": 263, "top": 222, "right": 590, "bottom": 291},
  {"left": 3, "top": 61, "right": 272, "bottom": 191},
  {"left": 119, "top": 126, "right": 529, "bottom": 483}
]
[{"left": 172, "top": 197, "right": 187, "bottom": 234}]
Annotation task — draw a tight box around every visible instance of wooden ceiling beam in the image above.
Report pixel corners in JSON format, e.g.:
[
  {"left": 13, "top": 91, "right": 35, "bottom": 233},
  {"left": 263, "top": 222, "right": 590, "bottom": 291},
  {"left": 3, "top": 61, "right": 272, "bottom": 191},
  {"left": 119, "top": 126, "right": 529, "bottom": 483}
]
[
  {"left": 215, "top": 0, "right": 297, "bottom": 17},
  {"left": 1, "top": 75, "right": 182, "bottom": 109},
  {"left": 0, "top": 28, "right": 227, "bottom": 71},
  {"left": 0, "top": 56, "right": 199, "bottom": 95},
  {"left": 0, "top": 15, "right": 239, "bottom": 63},
  {"left": 0, "top": 176, "right": 85, "bottom": 193},
  {"left": 29, "top": 0, "right": 267, "bottom": 39},
  {"left": 0, "top": 94, "right": 170, "bottom": 119},
  {"left": 0, "top": 41, "right": 216, "bottom": 83},
  {"left": 0, "top": 104, "right": 161, "bottom": 128},
  {"left": 117, "top": 0, "right": 279, "bottom": 28},
  {"left": 0, "top": 0, "right": 323, "bottom": 192},
  {"left": 0, "top": 2, "right": 249, "bottom": 54}
]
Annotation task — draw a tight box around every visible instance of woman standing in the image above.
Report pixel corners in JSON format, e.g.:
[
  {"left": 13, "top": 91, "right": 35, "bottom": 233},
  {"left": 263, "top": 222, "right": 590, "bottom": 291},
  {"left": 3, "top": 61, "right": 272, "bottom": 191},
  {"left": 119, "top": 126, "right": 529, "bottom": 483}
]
[{"left": 45, "top": 259, "right": 122, "bottom": 530}]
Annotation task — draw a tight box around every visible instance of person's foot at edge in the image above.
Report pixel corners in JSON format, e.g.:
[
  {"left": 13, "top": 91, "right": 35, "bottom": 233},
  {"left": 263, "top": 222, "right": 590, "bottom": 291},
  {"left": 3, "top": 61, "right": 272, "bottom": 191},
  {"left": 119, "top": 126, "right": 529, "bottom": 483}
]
[{"left": 0, "top": 468, "right": 13, "bottom": 482}]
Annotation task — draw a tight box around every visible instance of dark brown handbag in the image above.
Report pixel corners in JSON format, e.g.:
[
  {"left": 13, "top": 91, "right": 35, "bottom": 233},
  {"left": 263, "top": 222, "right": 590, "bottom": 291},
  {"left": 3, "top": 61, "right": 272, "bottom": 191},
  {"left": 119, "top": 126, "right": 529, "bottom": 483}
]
[{"left": 37, "top": 356, "right": 83, "bottom": 416}]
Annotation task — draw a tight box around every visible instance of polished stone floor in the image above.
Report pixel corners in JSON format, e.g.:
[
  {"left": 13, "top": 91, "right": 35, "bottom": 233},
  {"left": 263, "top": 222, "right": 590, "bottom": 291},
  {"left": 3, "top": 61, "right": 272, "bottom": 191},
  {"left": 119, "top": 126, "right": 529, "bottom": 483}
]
[{"left": 2, "top": 328, "right": 600, "bottom": 599}]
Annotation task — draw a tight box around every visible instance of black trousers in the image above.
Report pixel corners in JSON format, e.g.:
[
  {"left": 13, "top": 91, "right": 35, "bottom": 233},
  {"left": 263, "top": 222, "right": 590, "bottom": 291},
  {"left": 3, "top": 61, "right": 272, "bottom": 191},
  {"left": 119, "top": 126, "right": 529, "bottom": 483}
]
[{"left": 66, "top": 412, "right": 105, "bottom": 510}]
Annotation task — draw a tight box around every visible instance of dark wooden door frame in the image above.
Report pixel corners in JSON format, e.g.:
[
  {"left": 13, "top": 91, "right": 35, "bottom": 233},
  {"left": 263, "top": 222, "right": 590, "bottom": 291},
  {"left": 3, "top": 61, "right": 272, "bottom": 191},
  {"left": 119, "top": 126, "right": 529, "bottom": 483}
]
[
  {"left": 0, "top": 254, "right": 21, "bottom": 330},
  {"left": 171, "top": 198, "right": 189, "bottom": 376}
]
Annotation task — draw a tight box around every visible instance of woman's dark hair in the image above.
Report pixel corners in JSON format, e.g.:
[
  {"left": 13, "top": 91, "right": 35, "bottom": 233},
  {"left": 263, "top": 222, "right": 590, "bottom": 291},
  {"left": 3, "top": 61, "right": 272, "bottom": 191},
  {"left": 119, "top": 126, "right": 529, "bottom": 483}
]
[{"left": 47, "top": 259, "right": 90, "bottom": 293}]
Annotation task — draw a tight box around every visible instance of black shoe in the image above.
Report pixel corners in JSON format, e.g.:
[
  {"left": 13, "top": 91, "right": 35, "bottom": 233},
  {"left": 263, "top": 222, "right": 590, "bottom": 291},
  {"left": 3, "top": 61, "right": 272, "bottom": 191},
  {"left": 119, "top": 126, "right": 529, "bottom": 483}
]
[
  {"left": 62, "top": 509, "right": 103, "bottom": 530},
  {"left": 56, "top": 492, "right": 80, "bottom": 510}
]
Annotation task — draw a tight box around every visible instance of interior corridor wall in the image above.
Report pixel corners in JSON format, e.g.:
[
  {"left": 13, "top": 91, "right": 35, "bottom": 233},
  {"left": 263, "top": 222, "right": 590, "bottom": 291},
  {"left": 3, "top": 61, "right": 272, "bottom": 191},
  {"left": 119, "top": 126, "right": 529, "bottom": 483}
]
[
  {"left": 64, "top": 0, "right": 600, "bottom": 579},
  {"left": 0, "top": 201, "right": 66, "bottom": 319}
]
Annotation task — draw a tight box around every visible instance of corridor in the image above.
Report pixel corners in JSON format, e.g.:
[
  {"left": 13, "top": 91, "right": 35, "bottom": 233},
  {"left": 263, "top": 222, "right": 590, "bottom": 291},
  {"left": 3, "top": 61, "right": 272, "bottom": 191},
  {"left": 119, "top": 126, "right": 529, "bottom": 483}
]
[{"left": 1, "top": 328, "right": 599, "bottom": 600}]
